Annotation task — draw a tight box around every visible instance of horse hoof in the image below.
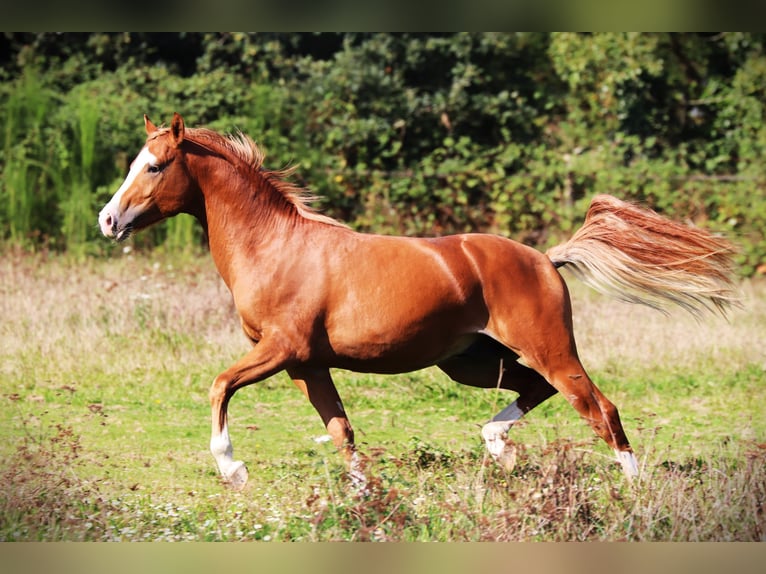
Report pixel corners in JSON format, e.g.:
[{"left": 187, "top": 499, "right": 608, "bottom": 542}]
[
  {"left": 224, "top": 460, "right": 249, "bottom": 490},
  {"left": 496, "top": 444, "right": 517, "bottom": 473}
]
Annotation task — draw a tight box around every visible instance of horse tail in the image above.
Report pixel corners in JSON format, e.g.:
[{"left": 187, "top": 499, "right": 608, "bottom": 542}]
[{"left": 546, "top": 194, "right": 741, "bottom": 319}]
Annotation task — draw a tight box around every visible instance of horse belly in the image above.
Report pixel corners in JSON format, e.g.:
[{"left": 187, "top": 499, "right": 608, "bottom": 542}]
[
  {"left": 328, "top": 328, "right": 481, "bottom": 374},
  {"left": 324, "top": 264, "right": 487, "bottom": 372}
]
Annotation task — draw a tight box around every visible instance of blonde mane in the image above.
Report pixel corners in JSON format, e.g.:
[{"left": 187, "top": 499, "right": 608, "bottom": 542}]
[{"left": 155, "top": 125, "right": 346, "bottom": 228}]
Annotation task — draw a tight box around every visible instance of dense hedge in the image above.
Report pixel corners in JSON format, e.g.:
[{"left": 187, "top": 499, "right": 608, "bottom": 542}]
[{"left": 1, "top": 33, "right": 764, "bottom": 274}]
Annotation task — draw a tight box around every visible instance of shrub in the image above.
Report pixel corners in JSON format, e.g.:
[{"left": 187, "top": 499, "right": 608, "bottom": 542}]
[{"left": 0, "top": 33, "right": 763, "bottom": 274}]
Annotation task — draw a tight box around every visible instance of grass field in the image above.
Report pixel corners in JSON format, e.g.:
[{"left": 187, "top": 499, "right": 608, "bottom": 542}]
[{"left": 1, "top": 250, "right": 764, "bottom": 541}]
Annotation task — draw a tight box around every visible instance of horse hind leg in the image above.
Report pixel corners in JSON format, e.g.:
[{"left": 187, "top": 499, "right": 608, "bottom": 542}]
[
  {"left": 438, "top": 336, "right": 557, "bottom": 471},
  {"left": 488, "top": 268, "right": 639, "bottom": 479},
  {"left": 514, "top": 331, "right": 639, "bottom": 478},
  {"left": 552, "top": 361, "right": 638, "bottom": 478}
]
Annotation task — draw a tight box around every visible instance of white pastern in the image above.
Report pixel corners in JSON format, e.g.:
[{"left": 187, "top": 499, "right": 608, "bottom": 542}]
[
  {"left": 98, "top": 147, "right": 158, "bottom": 236},
  {"left": 210, "top": 423, "right": 247, "bottom": 487},
  {"left": 481, "top": 420, "right": 514, "bottom": 458},
  {"left": 210, "top": 423, "right": 233, "bottom": 466},
  {"left": 481, "top": 420, "right": 518, "bottom": 472},
  {"left": 615, "top": 449, "right": 639, "bottom": 479},
  {"left": 481, "top": 400, "right": 524, "bottom": 462}
]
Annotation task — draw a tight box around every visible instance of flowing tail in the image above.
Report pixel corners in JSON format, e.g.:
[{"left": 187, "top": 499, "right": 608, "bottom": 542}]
[{"left": 546, "top": 194, "right": 741, "bottom": 319}]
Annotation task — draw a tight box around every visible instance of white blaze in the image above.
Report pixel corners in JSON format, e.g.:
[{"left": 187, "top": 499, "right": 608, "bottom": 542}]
[{"left": 98, "top": 147, "right": 158, "bottom": 236}]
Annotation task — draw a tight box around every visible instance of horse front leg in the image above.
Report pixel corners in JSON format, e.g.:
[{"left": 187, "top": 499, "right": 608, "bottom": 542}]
[
  {"left": 209, "top": 339, "right": 293, "bottom": 489},
  {"left": 288, "top": 367, "right": 366, "bottom": 489}
]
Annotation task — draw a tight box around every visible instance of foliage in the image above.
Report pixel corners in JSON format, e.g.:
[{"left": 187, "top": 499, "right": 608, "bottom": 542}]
[{"left": 1, "top": 33, "right": 764, "bottom": 274}]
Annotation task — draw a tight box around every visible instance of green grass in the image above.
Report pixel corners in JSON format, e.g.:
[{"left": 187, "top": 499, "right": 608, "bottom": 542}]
[{"left": 1, "top": 251, "right": 764, "bottom": 541}]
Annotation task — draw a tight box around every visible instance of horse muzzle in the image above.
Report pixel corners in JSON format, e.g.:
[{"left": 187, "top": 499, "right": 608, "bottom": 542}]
[{"left": 98, "top": 208, "right": 133, "bottom": 242}]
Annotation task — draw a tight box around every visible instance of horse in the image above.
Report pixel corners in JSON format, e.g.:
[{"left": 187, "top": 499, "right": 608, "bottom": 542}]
[{"left": 98, "top": 113, "right": 740, "bottom": 489}]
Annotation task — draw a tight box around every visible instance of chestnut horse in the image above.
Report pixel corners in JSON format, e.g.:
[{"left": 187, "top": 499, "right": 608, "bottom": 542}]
[{"left": 99, "top": 113, "right": 739, "bottom": 489}]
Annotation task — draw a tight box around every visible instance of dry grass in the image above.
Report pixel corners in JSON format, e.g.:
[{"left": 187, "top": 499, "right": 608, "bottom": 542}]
[
  {"left": 0, "top": 250, "right": 245, "bottom": 377},
  {"left": 569, "top": 268, "right": 764, "bottom": 375},
  {"left": 1, "top": 250, "right": 764, "bottom": 541},
  {"left": 2, "top": 250, "right": 760, "bottom": 386}
]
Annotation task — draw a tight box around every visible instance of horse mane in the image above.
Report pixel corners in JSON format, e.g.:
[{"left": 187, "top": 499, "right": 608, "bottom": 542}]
[{"left": 153, "top": 125, "right": 346, "bottom": 228}]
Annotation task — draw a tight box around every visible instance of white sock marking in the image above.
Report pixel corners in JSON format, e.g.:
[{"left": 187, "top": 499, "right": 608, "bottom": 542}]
[
  {"left": 349, "top": 450, "right": 367, "bottom": 491},
  {"left": 482, "top": 420, "right": 513, "bottom": 458},
  {"left": 481, "top": 400, "right": 524, "bottom": 462},
  {"left": 615, "top": 449, "right": 639, "bottom": 479},
  {"left": 210, "top": 423, "right": 240, "bottom": 478}
]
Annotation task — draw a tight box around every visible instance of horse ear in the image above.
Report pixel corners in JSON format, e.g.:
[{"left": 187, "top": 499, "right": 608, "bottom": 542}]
[
  {"left": 144, "top": 114, "right": 158, "bottom": 135},
  {"left": 170, "top": 112, "right": 185, "bottom": 147}
]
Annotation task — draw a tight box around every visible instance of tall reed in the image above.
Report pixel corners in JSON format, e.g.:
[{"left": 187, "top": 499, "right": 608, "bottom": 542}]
[
  {"left": 60, "top": 88, "right": 101, "bottom": 256},
  {"left": 1, "top": 68, "right": 57, "bottom": 246}
]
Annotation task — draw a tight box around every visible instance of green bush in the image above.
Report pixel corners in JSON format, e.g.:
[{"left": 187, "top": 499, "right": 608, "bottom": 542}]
[{"left": 0, "top": 33, "right": 763, "bottom": 274}]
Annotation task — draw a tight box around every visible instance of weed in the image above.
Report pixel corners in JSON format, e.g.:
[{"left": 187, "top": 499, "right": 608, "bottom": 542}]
[
  {"left": 0, "top": 254, "right": 764, "bottom": 540},
  {"left": 0, "top": 413, "right": 111, "bottom": 541}
]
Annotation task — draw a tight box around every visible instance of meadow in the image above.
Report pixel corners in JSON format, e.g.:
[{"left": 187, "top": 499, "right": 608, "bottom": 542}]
[{"left": 0, "top": 249, "right": 764, "bottom": 541}]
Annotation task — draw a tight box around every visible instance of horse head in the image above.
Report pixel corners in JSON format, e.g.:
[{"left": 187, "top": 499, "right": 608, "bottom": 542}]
[{"left": 98, "top": 113, "right": 196, "bottom": 242}]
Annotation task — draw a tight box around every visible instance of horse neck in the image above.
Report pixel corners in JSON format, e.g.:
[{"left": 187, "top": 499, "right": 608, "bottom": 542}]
[{"left": 188, "top": 153, "right": 309, "bottom": 285}]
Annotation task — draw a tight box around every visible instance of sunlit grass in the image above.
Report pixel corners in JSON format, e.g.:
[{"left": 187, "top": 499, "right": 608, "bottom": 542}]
[{"left": 1, "top": 251, "right": 764, "bottom": 541}]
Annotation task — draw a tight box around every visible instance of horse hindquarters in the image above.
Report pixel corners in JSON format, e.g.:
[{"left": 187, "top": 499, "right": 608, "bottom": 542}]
[{"left": 467, "top": 238, "right": 639, "bottom": 478}]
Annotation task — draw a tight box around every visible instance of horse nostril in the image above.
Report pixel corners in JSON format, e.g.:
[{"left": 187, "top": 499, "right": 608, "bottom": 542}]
[{"left": 100, "top": 211, "right": 117, "bottom": 237}]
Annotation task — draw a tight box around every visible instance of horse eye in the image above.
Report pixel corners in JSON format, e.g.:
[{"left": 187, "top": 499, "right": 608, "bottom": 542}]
[{"left": 148, "top": 164, "right": 162, "bottom": 174}]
